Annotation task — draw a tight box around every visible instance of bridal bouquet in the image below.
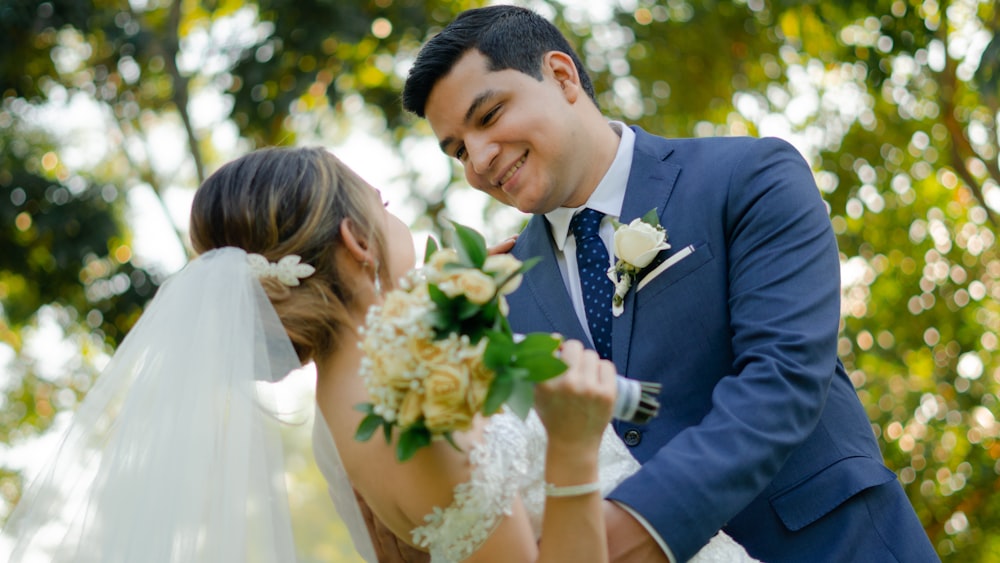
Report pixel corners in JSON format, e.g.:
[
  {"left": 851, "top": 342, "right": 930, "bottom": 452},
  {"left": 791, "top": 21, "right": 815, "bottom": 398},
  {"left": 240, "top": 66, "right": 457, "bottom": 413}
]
[{"left": 355, "top": 224, "right": 567, "bottom": 461}]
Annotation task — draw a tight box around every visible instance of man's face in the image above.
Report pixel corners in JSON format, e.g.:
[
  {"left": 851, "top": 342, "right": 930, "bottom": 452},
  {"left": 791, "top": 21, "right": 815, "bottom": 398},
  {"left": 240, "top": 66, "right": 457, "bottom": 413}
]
[{"left": 424, "top": 50, "right": 590, "bottom": 215}]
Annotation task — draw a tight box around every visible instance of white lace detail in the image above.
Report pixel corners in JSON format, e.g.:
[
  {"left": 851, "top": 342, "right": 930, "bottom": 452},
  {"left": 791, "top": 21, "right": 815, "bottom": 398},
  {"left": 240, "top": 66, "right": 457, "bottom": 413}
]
[
  {"left": 246, "top": 253, "right": 315, "bottom": 286},
  {"left": 411, "top": 413, "right": 530, "bottom": 562},
  {"left": 403, "top": 410, "right": 759, "bottom": 563},
  {"left": 690, "top": 530, "right": 761, "bottom": 563},
  {"left": 409, "top": 411, "right": 641, "bottom": 561}
]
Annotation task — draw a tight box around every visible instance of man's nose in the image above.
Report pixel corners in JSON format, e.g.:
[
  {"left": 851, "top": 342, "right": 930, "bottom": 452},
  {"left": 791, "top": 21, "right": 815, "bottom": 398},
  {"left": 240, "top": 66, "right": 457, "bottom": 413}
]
[{"left": 467, "top": 135, "right": 499, "bottom": 177}]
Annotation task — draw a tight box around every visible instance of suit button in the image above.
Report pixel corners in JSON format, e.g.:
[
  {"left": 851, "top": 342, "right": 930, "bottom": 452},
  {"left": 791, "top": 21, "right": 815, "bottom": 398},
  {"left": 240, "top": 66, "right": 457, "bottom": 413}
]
[{"left": 623, "top": 429, "right": 641, "bottom": 447}]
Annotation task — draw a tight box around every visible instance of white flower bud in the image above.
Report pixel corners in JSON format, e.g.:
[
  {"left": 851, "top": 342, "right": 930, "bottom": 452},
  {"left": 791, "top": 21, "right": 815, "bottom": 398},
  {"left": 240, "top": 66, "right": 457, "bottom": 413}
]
[{"left": 613, "top": 218, "right": 670, "bottom": 269}]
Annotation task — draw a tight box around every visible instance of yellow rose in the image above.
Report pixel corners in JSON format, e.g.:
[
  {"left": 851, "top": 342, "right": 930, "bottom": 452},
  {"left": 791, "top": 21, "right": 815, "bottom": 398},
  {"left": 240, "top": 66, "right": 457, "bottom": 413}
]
[
  {"left": 425, "top": 248, "right": 459, "bottom": 280},
  {"left": 424, "top": 363, "right": 468, "bottom": 404},
  {"left": 423, "top": 404, "right": 473, "bottom": 433},
  {"left": 397, "top": 389, "right": 424, "bottom": 428},
  {"left": 464, "top": 357, "right": 494, "bottom": 413},
  {"left": 368, "top": 352, "right": 413, "bottom": 392},
  {"left": 408, "top": 336, "right": 449, "bottom": 366},
  {"left": 484, "top": 254, "right": 523, "bottom": 295},
  {"left": 380, "top": 290, "right": 416, "bottom": 319},
  {"left": 422, "top": 363, "right": 472, "bottom": 432},
  {"left": 436, "top": 269, "right": 496, "bottom": 304}
]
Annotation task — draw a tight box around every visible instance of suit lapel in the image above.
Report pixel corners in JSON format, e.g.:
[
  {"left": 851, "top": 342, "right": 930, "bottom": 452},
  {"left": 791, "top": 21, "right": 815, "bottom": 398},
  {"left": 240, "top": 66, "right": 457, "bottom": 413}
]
[
  {"left": 514, "top": 216, "right": 590, "bottom": 344},
  {"left": 612, "top": 128, "right": 681, "bottom": 375}
]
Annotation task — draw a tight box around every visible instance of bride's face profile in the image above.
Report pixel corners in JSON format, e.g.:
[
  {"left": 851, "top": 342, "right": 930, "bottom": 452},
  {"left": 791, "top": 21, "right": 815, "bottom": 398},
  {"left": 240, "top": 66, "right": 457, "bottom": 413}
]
[{"left": 372, "top": 188, "right": 416, "bottom": 287}]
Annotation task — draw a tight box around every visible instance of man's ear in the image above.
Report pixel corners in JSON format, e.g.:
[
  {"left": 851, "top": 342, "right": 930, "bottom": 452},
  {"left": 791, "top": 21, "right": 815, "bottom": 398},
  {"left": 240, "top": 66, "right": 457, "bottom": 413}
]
[
  {"left": 543, "top": 51, "right": 582, "bottom": 104},
  {"left": 340, "top": 218, "right": 374, "bottom": 264}
]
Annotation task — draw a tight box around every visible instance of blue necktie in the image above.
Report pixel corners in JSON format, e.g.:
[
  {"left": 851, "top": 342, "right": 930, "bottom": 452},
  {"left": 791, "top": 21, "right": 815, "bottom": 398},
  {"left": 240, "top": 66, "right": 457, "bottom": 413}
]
[{"left": 570, "top": 208, "right": 613, "bottom": 360}]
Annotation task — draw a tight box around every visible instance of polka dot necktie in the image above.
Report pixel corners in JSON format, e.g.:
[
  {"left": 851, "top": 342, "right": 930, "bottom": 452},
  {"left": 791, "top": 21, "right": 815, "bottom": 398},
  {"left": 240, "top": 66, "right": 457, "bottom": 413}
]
[{"left": 570, "top": 208, "right": 613, "bottom": 360}]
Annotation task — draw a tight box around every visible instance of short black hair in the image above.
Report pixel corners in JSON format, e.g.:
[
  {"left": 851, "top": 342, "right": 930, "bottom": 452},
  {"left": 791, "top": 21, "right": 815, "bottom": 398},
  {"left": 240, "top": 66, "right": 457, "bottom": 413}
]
[{"left": 402, "top": 5, "right": 597, "bottom": 117}]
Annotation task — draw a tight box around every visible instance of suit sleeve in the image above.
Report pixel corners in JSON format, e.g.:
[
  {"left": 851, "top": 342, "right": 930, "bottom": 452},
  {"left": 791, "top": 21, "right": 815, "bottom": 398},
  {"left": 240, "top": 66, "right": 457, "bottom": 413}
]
[{"left": 606, "top": 138, "right": 842, "bottom": 560}]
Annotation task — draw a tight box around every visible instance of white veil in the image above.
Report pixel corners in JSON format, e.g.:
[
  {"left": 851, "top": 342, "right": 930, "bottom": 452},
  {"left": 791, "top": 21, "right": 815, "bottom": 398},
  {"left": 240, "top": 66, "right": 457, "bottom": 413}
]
[
  {"left": 312, "top": 409, "right": 378, "bottom": 562},
  {"left": 1, "top": 247, "right": 335, "bottom": 562}
]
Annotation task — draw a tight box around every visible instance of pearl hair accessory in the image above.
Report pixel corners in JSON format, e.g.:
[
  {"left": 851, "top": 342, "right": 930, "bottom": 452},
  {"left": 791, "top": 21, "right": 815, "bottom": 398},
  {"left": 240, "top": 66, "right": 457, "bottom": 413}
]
[{"left": 247, "top": 253, "right": 315, "bottom": 286}]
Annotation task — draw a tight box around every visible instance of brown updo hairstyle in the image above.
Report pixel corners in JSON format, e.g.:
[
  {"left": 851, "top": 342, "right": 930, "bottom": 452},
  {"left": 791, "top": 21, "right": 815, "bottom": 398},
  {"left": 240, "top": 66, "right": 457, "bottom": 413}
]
[{"left": 189, "top": 146, "right": 389, "bottom": 363}]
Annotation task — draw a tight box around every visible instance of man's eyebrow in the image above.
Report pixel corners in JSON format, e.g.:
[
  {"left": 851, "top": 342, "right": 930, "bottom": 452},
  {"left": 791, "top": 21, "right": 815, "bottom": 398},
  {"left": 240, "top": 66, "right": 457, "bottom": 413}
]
[
  {"left": 464, "top": 89, "right": 498, "bottom": 123},
  {"left": 438, "top": 89, "right": 500, "bottom": 154}
]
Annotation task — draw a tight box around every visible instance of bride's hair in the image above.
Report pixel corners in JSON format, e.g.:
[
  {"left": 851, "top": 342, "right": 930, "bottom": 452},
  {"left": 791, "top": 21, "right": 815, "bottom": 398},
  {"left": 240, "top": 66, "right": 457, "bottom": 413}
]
[{"left": 189, "top": 146, "right": 388, "bottom": 363}]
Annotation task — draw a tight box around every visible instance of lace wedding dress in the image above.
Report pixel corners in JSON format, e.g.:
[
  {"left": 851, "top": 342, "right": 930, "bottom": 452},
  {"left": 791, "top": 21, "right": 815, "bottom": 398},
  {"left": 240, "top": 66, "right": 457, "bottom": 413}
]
[{"left": 314, "top": 408, "right": 757, "bottom": 563}]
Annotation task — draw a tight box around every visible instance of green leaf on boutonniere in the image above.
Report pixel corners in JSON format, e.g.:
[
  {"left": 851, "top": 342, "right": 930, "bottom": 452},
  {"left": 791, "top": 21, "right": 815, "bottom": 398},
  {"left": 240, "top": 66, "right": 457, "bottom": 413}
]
[{"left": 640, "top": 208, "right": 661, "bottom": 227}]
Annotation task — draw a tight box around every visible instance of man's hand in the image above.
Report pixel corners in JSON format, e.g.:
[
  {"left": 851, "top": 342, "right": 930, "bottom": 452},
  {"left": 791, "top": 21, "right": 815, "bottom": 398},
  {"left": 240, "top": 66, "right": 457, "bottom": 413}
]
[
  {"left": 487, "top": 235, "right": 518, "bottom": 255},
  {"left": 604, "top": 501, "right": 671, "bottom": 563}
]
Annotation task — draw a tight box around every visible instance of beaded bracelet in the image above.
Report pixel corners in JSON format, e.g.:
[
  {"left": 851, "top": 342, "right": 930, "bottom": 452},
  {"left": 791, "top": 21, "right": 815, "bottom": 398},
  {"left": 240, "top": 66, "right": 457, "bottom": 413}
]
[{"left": 544, "top": 481, "right": 602, "bottom": 497}]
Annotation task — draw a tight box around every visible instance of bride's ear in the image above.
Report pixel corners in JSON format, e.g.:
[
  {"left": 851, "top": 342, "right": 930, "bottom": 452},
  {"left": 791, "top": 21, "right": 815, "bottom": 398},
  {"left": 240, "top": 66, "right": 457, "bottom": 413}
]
[{"left": 339, "top": 218, "right": 375, "bottom": 265}]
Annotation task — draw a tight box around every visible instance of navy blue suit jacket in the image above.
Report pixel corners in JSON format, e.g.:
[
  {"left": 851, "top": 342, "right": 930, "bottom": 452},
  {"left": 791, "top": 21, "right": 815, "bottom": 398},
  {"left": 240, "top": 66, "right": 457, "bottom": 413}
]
[{"left": 507, "top": 128, "right": 936, "bottom": 562}]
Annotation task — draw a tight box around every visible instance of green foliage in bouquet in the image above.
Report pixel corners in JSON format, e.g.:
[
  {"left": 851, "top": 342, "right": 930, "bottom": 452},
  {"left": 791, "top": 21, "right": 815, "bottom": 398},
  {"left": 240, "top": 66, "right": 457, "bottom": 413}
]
[{"left": 355, "top": 223, "right": 567, "bottom": 461}]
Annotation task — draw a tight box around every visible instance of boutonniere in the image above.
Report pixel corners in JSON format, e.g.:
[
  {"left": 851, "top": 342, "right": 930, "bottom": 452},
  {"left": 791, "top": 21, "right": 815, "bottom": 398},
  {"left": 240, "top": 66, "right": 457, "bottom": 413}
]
[{"left": 607, "top": 209, "right": 670, "bottom": 316}]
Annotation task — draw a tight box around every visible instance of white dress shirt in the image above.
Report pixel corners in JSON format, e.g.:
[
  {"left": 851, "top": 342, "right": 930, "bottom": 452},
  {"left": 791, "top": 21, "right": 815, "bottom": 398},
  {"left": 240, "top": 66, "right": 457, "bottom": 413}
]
[
  {"left": 543, "top": 121, "right": 676, "bottom": 563},
  {"left": 544, "top": 121, "right": 632, "bottom": 346}
]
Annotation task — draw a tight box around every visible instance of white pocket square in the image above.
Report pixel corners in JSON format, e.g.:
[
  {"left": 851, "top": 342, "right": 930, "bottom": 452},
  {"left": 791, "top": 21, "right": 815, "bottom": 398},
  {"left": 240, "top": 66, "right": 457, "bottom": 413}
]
[{"left": 637, "top": 244, "right": 695, "bottom": 292}]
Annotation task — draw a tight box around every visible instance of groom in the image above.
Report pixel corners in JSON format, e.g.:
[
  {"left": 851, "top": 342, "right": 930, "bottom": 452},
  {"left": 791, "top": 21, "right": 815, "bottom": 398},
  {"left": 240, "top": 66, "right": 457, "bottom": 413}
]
[{"left": 401, "top": 5, "right": 938, "bottom": 563}]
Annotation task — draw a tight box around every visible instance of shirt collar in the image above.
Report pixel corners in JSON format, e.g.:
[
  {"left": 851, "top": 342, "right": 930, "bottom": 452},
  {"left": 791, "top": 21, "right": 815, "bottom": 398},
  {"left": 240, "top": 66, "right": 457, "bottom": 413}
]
[{"left": 547, "top": 122, "right": 636, "bottom": 251}]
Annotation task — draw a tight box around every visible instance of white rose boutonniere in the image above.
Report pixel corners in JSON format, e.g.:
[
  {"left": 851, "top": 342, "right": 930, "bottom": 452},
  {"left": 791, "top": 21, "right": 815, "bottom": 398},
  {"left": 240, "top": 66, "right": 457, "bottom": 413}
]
[{"left": 608, "top": 209, "right": 670, "bottom": 316}]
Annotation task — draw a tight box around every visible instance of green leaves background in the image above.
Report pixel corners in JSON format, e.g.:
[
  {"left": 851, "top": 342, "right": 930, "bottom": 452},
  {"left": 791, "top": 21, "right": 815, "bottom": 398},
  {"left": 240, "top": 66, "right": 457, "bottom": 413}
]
[{"left": 2, "top": 0, "right": 998, "bottom": 559}]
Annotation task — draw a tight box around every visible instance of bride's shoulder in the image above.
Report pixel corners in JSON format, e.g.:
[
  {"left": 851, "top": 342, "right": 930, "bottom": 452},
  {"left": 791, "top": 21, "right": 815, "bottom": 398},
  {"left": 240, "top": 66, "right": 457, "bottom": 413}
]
[
  {"left": 345, "top": 415, "right": 494, "bottom": 537},
  {"left": 409, "top": 411, "right": 536, "bottom": 561}
]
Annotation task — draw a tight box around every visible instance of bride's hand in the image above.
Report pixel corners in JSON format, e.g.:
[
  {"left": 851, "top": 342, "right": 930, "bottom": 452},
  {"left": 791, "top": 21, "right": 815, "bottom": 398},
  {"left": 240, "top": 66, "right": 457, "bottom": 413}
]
[{"left": 534, "top": 339, "right": 616, "bottom": 449}]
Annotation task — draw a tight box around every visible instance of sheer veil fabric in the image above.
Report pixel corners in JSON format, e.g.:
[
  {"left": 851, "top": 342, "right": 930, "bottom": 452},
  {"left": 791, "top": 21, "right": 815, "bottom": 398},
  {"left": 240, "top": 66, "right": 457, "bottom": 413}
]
[
  {"left": 0, "top": 248, "right": 348, "bottom": 562},
  {"left": 312, "top": 409, "right": 378, "bottom": 562}
]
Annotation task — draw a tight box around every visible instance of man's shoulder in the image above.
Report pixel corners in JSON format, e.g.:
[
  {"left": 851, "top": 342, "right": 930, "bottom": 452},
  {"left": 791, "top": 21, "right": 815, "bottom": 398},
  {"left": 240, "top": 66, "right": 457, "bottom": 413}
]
[
  {"left": 631, "top": 127, "right": 751, "bottom": 144},
  {"left": 631, "top": 125, "right": 796, "bottom": 161}
]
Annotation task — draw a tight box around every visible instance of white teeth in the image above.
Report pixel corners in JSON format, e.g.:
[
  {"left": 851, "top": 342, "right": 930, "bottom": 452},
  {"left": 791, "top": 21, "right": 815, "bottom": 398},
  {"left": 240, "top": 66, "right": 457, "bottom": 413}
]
[{"left": 499, "top": 154, "right": 526, "bottom": 186}]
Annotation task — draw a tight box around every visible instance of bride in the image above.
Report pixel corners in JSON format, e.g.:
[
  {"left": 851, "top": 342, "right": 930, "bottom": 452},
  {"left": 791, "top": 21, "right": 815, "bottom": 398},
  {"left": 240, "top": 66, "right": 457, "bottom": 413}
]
[{"left": 2, "top": 147, "right": 756, "bottom": 562}]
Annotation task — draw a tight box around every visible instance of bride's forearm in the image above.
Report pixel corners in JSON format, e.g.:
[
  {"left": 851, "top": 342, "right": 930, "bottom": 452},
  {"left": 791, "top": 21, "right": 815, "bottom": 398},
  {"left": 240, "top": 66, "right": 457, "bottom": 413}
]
[{"left": 536, "top": 448, "right": 607, "bottom": 563}]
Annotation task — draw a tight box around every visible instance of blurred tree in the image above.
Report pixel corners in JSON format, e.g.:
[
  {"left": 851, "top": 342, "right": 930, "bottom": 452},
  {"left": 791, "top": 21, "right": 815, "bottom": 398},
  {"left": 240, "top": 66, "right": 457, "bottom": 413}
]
[
  {"left": 1, "top": 0, "right": 997, "bottom": 561},
  {"left": 589, "top": 0, "right": 999, "bottom": 559}
]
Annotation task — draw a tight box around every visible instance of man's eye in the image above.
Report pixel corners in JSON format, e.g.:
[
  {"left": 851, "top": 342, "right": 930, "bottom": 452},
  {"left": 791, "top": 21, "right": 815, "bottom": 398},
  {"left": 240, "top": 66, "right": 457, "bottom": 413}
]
[{"left": 482, "top": 106, "right": 500, "bottom": 125}]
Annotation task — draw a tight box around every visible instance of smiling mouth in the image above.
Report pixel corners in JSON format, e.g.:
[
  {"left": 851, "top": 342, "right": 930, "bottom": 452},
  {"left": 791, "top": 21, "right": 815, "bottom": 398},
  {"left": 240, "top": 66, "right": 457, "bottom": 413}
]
[{"left": 498, "top": 152, "right": 527, "bottom": 187}]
